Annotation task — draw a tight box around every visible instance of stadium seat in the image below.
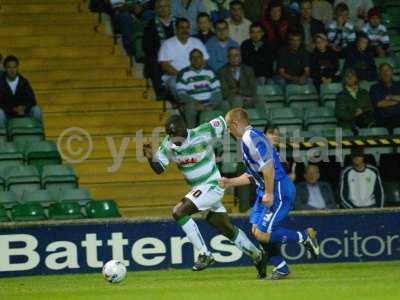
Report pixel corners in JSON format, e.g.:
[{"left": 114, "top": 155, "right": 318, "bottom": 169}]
[
  {"left": 379, "top": 153, "right": 400, "bottom": 181},
  {"left": 257, "top": 84, "right": 285, "bottom": 107},
  {"left": 0, "top": 205, "right": 8, "bottom": 222},
  {"left": 0, "top": 191, "right": 19, "bottom": 209},
  {"left": 11, "top": 203, "right": 47, "bottom": 221},
  {"left": 25, "top": 140, "right": 62, "bottom": 173},
  {"left": 358, "top": 127, "right": 390, "bottom": 136},
  {"left": 58, "top": 188, "right": 93, "bottom": 206},
  {"left": 86, "top": 200, "right": 121, "bottom": 218},
  {"left": 7, "top": 118, "right": 44, "bottom": 144},
  {"left": 199, "top": 110, "right": 223, "bottom": 124},
  {"left": 270, "top": 107, "right": 303, "bottom": 132},
  {"left": 304, "top": 107, "right": 337, "bottom": 132},
  {"left": 41, "top": 165, "right": 78, "bottom": 191},
  {"left": 285, "top": 83, "right": 320, "bottom": 110},
  {"left": 4, "top": 165, "right": 41, "bottom": 199},
  {"left": 21, "top": 189, "right": 54, "bottom": 208},
  {"left": 382, "top": 182, "right": 400, "bottom": 206},
  {"left": 49, "top": 201, "right": 85, "bottom": 220},
  {"left": 321, "top": 128, "right": 353, "bottom": 138},
  {"left": 247, "top": 108, "right": 267, "bottom": 126},
  {"left": 0, "top": 124, "right": 7, "bottom": 143},
  {"left": 320, "top": 83, "right": 342, "bottom": 108},
  {"left": 359, "top": 81, "right": 377, "bottom": 92},
  {"left": 0, "top": 142, "right": 24, "bottom": 169}
]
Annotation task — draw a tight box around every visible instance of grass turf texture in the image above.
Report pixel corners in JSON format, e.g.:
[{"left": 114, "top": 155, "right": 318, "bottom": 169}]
[{"left": 1, "top": 261, "right": 399, "bottom": 300}]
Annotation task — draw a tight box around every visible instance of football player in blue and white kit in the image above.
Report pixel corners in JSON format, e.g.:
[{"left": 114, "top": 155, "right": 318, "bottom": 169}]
[{"left": 220, "top": 108, "right": 320, "bottom": 279}]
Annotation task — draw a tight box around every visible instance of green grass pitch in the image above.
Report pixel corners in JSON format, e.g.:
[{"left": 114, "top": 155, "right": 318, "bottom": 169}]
[{"left": 1, "top": 261, "right": 399, "bottom": 300}]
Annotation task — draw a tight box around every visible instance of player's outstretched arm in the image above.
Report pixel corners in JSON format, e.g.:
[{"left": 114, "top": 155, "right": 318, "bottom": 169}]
[
  {"left": 219, "top": 174, "right": 252, "bottom": 189},
  {"left": 260, "top": 162, "right": 275, "bottom": 207},
  {"left": 143, "top": 143, "right": 165, "bottom": 175}
]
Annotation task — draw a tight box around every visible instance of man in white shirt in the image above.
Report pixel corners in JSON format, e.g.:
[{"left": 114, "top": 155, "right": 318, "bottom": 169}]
[
  {"left": 158, "top": 18, "right": 209, "bottom": 97},
  {"left": 227, "top": 0, "right": 251, "bottom": 45},
  {"left": 0, "top": 55, "right": 42, "bottom": 125}
]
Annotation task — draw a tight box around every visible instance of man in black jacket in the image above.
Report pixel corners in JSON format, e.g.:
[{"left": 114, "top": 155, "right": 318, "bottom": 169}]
[{"left": 0, "top": 56, "right": 42, "bottom": 125}]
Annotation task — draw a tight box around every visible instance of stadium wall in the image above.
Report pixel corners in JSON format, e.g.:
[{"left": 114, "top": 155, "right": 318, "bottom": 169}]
[{"left": 0, "top": 208, "right": 399, "bottom": 277}]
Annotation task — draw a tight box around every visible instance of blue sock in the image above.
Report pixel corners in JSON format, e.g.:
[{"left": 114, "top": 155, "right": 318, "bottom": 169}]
[
  {"left": 270, "top": 227, "right": 307, "bottom": 244},
  {"left": 270, "top": 255, "right": 289, "bottom": 273}
]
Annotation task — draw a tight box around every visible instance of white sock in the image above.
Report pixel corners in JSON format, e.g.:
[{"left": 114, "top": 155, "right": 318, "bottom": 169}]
[
  {"left": 233, "top": 228, "right": 262, "bottom": 261},
  {"left": 180, "top": 217, "right": 210, "bottom": 255}
]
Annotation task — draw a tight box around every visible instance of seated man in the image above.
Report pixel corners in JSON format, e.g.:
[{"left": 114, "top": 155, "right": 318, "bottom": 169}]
[
  {"left": 227, "top": 0, "right": 251, "bottom": 45},
  {"left": 206, "top": 20, "right": 239, "bottom": 72},
  {"left": 370, "top": 63, "right": 400, "bottom": 129},
  {"left": 176, "top": 49, "right": 228, "bottom": 128},
  {"left": 171, "top": 0, "right": 206, "bottom": 34},
  {"left": 218, "top": 47, "right": 266, "bottom": 116},
  {"left": 0, "top": 56, "right": 42, "bottom": 125},
  {"left": 343, "top": 33, "right": 377, "bottom": 82},
  {"left": 295, "top": 164, "right": 337, "bottom": 210},
  {"left": 340, "top": 147, "right": 384, "bottom": 208},
  {"left": 241, "top": 22, "right": 273, "bottom": 84},
  {"left": 276, "top": 30, "right": 311, "bottom": 86},
  {"left": 194, "top": 12, "right": 214, "bottom": 44},
  {"left": 362, "top": 7, "right": 390, "bottom": 57},
  {"left": 158, "top": 18, "right": 209, "bottom": 98}
]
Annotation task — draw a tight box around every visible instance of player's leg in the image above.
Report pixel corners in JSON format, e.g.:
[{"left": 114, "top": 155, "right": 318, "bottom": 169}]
[{"left": 172, "top": 197, "right": 214, "bottom": 271}]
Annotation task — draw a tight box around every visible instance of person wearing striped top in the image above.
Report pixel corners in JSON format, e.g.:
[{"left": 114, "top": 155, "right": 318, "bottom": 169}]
[
  {"left": 143, "top": 114, "right": 267, "bottom": 276},
  {"left": 176, "top": 49, "right": 229, "bottom": 128},
  {"left": 327, "top": 3, "right": 356, "bottom": 57},
  {"left": 362, "top": 8, "right": 390, "bottom": 57}
]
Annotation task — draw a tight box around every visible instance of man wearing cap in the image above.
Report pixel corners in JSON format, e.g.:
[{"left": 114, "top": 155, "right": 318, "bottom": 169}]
[
  {"left": 339, "top": 147, "right": 384, "bottom": 208},
  {"left": 362, "top": 7, "right": 390, "bottom": 57}
]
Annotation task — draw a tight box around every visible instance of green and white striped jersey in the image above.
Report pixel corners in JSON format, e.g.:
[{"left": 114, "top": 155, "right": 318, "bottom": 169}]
[{"left": 155, "top": 116, "right": 226, "bottom": 187}]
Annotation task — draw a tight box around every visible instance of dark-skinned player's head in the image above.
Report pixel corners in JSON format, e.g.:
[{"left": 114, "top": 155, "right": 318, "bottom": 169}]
[{"left": 165, "top": 115, "right": 188, "bottom": 146}]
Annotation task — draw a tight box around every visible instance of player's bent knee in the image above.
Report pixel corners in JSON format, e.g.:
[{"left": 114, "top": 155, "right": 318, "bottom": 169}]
[{"left": 254, "top": 230, "right": 271, "bottom": 243}]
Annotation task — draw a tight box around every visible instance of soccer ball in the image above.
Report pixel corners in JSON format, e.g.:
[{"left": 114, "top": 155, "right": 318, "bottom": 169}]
[{"left": 102, "top": 260, "right": 127, "bottom": 283}]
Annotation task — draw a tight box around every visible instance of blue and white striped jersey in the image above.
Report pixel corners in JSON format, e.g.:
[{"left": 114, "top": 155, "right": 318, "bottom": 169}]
[{"left": 241, "top": 127, "right": 287, "bottom": 190}]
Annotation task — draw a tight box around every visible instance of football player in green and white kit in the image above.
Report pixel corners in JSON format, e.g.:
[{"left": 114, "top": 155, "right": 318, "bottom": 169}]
[{"left": 143, "top": 115, "right": 268, "bottom": 277}]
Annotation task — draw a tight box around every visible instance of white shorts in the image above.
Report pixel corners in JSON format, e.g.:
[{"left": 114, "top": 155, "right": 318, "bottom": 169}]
[{"left": 185, "top": 184, "right": 227, "bottom": 213}]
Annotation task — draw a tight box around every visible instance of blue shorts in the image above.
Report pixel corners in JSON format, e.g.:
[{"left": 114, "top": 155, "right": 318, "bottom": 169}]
[{"left": 250, "top": 176, "right": 295, "bottom": 233}]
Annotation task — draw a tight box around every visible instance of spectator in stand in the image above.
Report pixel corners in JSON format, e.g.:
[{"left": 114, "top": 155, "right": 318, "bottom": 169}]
[
  {"left": 243, "top": 0, "right": 270, "bottom": 23},
  {"left": 290, "top": 0, "right": 325, "bottom": 52},
  {"left": 203, "top": 0, "right": 230, "bottom": 23},
  {"left": 362, "top": 7, "right": 390, "bottom": 58},
  {"left": 336, "top": 69, "right": 374, "bottom": 131},
  {"left": 310, "top": 33, "right": 339, "bottom": 87},
  {"left": 370, "top": 64, "right": 400, "bottom": 129},
  {"left": 340, "top": 147, "right": 384, "bottom": 208},
  {"left": 311, "top": 0, "right": 333, "bottom": 26},
  {"left": 158, "top": 18, "right": 209, "bottom": 97},
  {"left": 227, "top": 0, "right": 251, "bottom": 45},
  {"left": 218, "top": 47, "right": 266, "bottom": 116},
  {"left": 327, "top": 3, "right": 356, "bottom": 57},
  {"left": 261, "top": 0, "right": 289, "bottom": 56},
  {"left": 143, "top": 0, "right": 175, "bottom": 99},
  {"left": 194, "top": 12, "right": 214, "bottom": 43},
  {"left": 206, "top": 20, "right": 239, "bottom": 72},
  {"left": 176, "top": 49, "right": 228, "bottom": 128},
  {"left": 295, "top": 164, "right": 337, "bottom": 210},
  {"left": 276, "top": 30, "right": 311, "bottom": 86},
  {"left": 343, "top": 33, "right": 378, "bottom": 81},
  {"left": 241, "top": 22, "right": 273, "bottom": 84},
  {"left": 0, "top": 56, "right": 42, "bottom": 125},
  {"left": 171, "top": 0, "right": 206, "bottom": 34},
  {"left": 333, "top": 0, "right": 373, "bottom": 30}
]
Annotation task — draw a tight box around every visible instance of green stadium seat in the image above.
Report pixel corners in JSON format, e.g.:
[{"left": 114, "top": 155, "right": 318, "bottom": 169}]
[
  {"left": 58, "top": 188, "right": 92, "bottom": 206},
  {"left": 358, "top": 127, "right": 390, "bottom": 136},
  {"left": 49, "top": 201, "right": 85, "bottom": 220},
  {"left": 359, "top": 81, "right": 377, "bottom": 91},
  {"left": 25, "top": 141, "right": 62, "bottom": 174},
  {"left": 257, "top": 84, "right": 285, "bottom": 107},
  {"left": 247, "top": 108, "right": 268, "bottom": 126},
  {"left": 285, "top": 84, "right": 319, "bottom": 109},
  {"left": 270, "top": 107, "right": 303, "bottom": 126},
  {"left": 0, "top": 124, "right": 7, "bottom": 143},
  {"left": 0, "top": 191, "right": 19, "bottom": 209},
  {"left": 11, "top": 202, "right": 47, "bottom": 221},
  {"left": 375, "top": 56, "right": 399, "bottom": 73},
  {"left": 320, "top": 83, "right": 343, "bottom": 108},
  {"left": 199, "top": 110, "right": 223, "bottom": 124},
  {"left": 0, "top": 205, "right": 9, "bottom": 222},
  {"left": 382, "top": 182, "right": 400, "bottom": 206},
  {"left": 21, "top": 189, "right": 54, "bottom": 208},
  {"left": 42, "top": 165, "right": 78, "bottom": 191},
  {"left": 86, "top": 200, "right": 121, "bottom": 218},
  {"left": 321, "top": 128, "right": 353, "bottom": 138},
  {"left": 7, "top": 118, "right": 44, "bottom": 144},
  {"left": 4, "top": 165, "right": 41, "bottom": 199},
  {"left": 0, "top": 142, "right": 24, "bottom": 169},
  {"left": 304, "top": 107, "right": 337, "bottom": 132}
]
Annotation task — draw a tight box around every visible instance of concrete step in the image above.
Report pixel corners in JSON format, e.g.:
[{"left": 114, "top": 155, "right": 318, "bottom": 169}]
[
  {"left": 10, "top": 34, "right": 111, "bottom": 48},
  {"left": 0, "top": 13, "right": 95, "bottom": 25},
  {"left": 0, "top": 24, "right": 104, "bottom": 36},
  {"left": 32, "top": 78, "right": 145, "bottom": 90},
  {"left": 1, "top": 0, "right": 78, "bottom": 3},
  {"left": 0, "top": 3, "right": 80, "bottom": 14}
]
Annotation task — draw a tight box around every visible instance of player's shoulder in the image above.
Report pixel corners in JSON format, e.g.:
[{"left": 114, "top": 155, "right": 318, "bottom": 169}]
[{"left": 242, "top": 127, "right": 265, "bottom": 145}]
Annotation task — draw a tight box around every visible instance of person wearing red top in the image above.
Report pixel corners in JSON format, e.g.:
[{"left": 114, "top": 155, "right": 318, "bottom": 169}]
[{"left": 260, "top": 0, "right": 289, "bottom": 55}]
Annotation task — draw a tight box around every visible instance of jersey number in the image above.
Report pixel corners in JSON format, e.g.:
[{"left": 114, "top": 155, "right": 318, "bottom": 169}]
[{"left": 193, "top": 190, "right": 202, "bottom": 198}]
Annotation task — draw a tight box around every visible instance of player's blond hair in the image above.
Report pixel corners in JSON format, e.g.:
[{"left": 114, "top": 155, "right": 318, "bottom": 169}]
[{"left": 226, "top": 108, "right": 249, "bottom": 125}]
